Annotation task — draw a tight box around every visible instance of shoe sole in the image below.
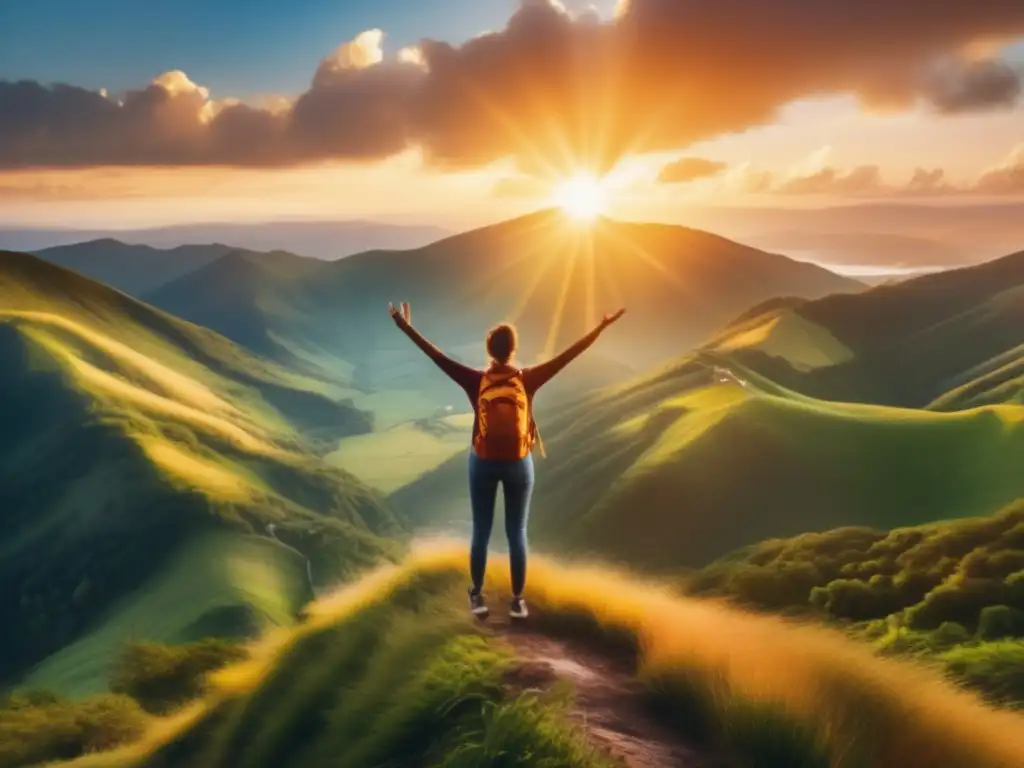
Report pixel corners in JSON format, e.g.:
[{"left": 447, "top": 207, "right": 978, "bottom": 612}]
[
  {"left": 509, "top": 609, "right": 529, "bottom": 620},
  {"left": 470, "top": 606, "right": 489, "bottom": 618}
]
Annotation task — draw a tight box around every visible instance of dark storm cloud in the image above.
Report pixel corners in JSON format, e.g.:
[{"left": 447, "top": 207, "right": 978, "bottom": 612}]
[
  {"left": 657, "top": 157, "right": 728, "bottom": 183},
  {"left": 2, "top": 0, "right": 1024, "bottom": 170}
]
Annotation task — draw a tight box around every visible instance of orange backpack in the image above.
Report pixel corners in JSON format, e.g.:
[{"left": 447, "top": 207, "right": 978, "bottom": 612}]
[{"left": 473, "top": 370, "right": 544, "bottom": 460}]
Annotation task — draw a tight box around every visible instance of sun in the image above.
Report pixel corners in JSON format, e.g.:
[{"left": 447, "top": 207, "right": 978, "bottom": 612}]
[{"left": 552, "top": 174, "right": 606, "bottom": 222}]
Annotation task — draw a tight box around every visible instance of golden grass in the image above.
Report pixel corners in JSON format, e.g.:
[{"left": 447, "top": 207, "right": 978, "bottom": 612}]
[
  {"left": 14, "top": 317, "right": 279, "bottom": 455},
  {"left": 3, "top": 312, "right": 234, "bottom": 415},
  {"left": 406, "top": 544, "right": 1024, "bottom": 768},
  {"left": 52, "top": 542, "right": 1024, "bottom": 768},
  {"left": 715, "top": 311, "right": 854, "bottom": 371},
  {"left": 137, "top": 439, "right": 257, "bottom": 503}
]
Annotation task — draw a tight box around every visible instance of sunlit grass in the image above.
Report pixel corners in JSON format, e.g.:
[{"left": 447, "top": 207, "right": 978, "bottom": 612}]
[
  {"left": 714, "top": 311, "right": 854, "bottom": 371},
  {"left": 138, "top": 439, "right": 259, "bottom": 503},
  {"left": 59, "top": 545, "right": 1024, "bottom": 767},
  {"left": 3, "top": 311, "right": 236, "bottom": 415},
  {"left": 462, "top": 545, "right": 1024, "bottom": 767},
  {"left": 18, "top": 321, "right": 279, "bottom": 455}
]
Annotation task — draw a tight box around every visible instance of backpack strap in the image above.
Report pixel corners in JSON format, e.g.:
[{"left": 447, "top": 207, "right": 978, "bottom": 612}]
[{"left": 516, "top": 368, "right": 547, "bottom": 459}]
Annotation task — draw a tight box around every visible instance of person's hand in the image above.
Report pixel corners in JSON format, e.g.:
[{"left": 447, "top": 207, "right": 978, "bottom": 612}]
[
  {"left": 388, "top": 301, "right": 412, "bottom": 326},
  {"left": 600, "top": 308, "right": 626, "bottom": 329}
]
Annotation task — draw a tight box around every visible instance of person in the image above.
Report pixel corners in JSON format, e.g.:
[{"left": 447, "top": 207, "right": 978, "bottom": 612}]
[{"left": 388, "top": 300, "right": 626, "bottom": 619}]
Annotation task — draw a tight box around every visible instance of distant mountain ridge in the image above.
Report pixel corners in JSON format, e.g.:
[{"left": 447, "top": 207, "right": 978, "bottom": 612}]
[
  {"left": 146, "top": 209, "right": 861, "bottom": 377},
  {"left": 30, "top": 240, "right": 233, "bottom": 295},
  {"left": 143, "top": 249, "right": 325, "bottom": 365},
  {"left": 0, "top": 220, "right": 453, "bottom": 260}
]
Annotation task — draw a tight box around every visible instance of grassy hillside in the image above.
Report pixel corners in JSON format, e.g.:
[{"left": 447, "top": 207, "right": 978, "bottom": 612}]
[
  {"left": 21, "top": 533, "right": 312, "bottom": 699},
  {"left": 710, "top": 250, "right": 1024, "bottom": 408},
  {"left": 393, "top": 352, "right": 1024, "bottom": 570},
  {"left": 0, "top": 251, "right": 399, "bottom": 690},
  {"left": 142, "top": 250, "right": 326, "bottom": 366},
  {"left": 24, "top": 547, "right": 1024, "bottom": 768},
  {"left": 33, "top": 241, "right": 231, "bottom": 295}
]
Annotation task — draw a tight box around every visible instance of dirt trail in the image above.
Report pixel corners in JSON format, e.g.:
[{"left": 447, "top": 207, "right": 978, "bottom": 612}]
[{"left": 495, "top": 622, "right": 722, "bottom": 767}]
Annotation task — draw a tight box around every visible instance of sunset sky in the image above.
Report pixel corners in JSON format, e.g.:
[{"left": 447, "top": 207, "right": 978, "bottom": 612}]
[{"left": 2, "top": 0, "right": 1023, "bottom": 229}]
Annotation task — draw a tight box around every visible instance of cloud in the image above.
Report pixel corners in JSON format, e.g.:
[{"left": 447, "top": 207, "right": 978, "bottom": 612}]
[
  {"left": 721, "top": 144, "right": 1024, "bottom": 198},
  {"left": 905, "top": 167, "right": 958, "bottom": 195},
  {"left": 656, "top": 157, "right": 728, "bottom": 184},
  {"left": 397, "top": 46, "right": 428, "bottom": 69},
  {"left": 775, "top": 164, "right": 887, "bottom": 196},
  {"left": 315, "top": 30, "right": 385, "bottom": 81},
  {"left": 925, "top": 58, "right": 1023, "bottom": 113},
  {"left": 3, "top": 1, "right": 1024, "bottom": 170},
  {"left": 974, "top": 144, "right": 1024, "bottom": 194},
  {"left": 725, "top": 162, "right": 776, "bottom": 195}
]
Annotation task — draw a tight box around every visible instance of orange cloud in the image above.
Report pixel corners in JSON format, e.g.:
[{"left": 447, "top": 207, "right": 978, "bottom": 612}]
[
  {"left": 775, "top": 165, "right": 887, "bottom": 196},
  {"left": 2, "top": 1, "right": 1024, "bottom": 171},
  {"left": 656, "top": 157, "right": 728, "bottom": 184},
  {"left": 716, "top": 143, "right": 1024, "bottom": 198},
  {"left": 974, "top": 145, "right": 1024, "bottom": 194}
]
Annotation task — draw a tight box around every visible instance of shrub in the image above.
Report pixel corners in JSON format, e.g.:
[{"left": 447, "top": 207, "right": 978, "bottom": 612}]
[
  {"left": 942, "top": 642, "right": 1024, "bottom": 708},
  {"left": 905, "top": 578, "right": 1009, "bottom": 631},
  {"left": 810, "top": 579, "right": 902, "bottom": 622},
  {"left": 0, "top": 692, "right": 147, "bottom": 768},
  {"left": 110, "top": 639, "right": 248, "bottom": 714},
  {"left": 978, "top": 606, "right": 1024, "bottom": 641},
  {"left": 933, "top": 621, "right": 971, "bottom": 647}
]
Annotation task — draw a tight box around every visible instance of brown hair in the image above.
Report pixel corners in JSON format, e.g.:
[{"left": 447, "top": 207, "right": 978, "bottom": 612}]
[{"left": 486, "top": 323, "right": 517, "bottom": 364}]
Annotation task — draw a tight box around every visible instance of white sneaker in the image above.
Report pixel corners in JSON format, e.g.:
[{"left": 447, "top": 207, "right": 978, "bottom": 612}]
[
  {"left": 468, "top": 588, "right": 489, "bottom": 618},
  {"left": 509, "top": 596, "right": 529, "bottom": 620}
]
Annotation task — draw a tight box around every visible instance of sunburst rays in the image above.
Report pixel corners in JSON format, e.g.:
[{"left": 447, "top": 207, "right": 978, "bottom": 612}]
[
  {"left": 446, "top": 66, "right": 696, "bottom": 355},
  {"left": 542, "top": 231, "right": 583, "bottom": 359}
]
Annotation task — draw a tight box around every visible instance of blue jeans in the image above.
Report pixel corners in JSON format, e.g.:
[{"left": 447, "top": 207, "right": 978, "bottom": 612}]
[{"left": 468, "top": 452, "right": 535, "bottom": 596}]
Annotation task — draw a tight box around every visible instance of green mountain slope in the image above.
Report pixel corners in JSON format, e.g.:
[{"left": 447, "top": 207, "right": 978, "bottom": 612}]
[
  {"left": 33, "top": 240, "right": 231, "bottom": 295},
  {"left": 142, "top": 250, "right": 328, "bottom": 367},
  {"left": 0, "top": 251, "right": 398, "bottom": 690},
  {"left": 709, "top": 250, "right": 1024, "bottom": 408},
  {"left": 393, "top": 354, "right": 1024, "bottom": 571}
]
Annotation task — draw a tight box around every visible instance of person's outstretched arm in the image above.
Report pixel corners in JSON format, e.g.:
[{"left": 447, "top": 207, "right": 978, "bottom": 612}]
[
  {"left": 525, "top": 309, "right": 626, "bottom": 392},
  {"left": 388, "top": 302, "right": 480, "bottom": 392}
]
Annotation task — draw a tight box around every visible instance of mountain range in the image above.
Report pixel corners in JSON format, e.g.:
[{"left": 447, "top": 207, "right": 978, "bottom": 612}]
[
  {"left": 0, "top": 220, "right": 452, "bottom": 260},
  {"left": 144, "top": 210, "right": 861, "bottom": 379}
]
